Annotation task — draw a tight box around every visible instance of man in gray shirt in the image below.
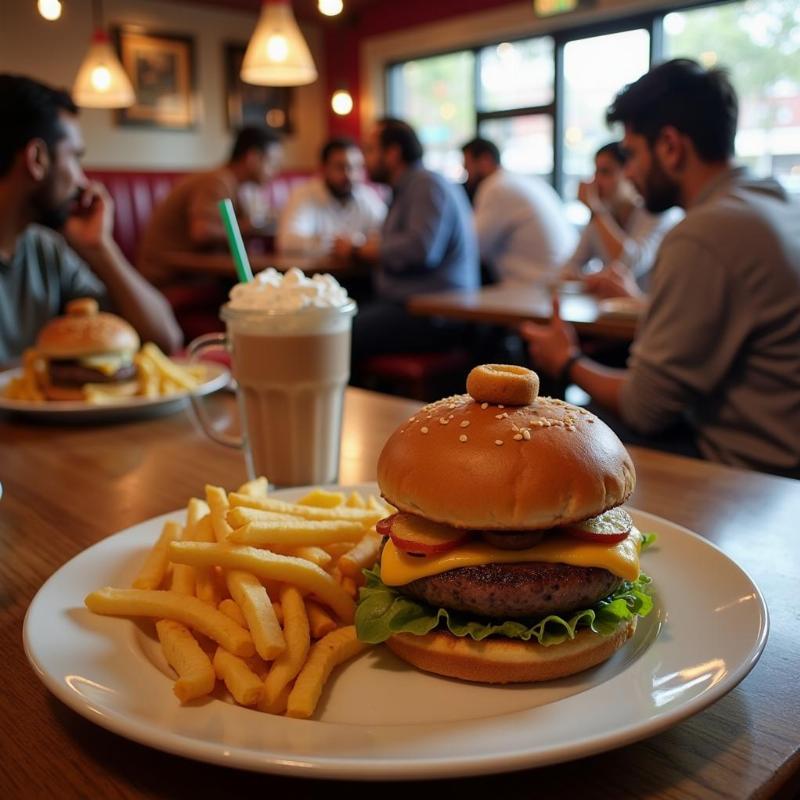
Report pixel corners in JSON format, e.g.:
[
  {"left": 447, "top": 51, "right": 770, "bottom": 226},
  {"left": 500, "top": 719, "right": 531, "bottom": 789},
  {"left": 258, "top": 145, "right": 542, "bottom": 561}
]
[
  {"left": 0, "top": 75, "right": 181, "bottom": 366},
  {"left": 350, "top": 118, "right": 479, "bottom": 363},
  {"left": 522, "top": 59, "right": 800, "bottom": 477}
]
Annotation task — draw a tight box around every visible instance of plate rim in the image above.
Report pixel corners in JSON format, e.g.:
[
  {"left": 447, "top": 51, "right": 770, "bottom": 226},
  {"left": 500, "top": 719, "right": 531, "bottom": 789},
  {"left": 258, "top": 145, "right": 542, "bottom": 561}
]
[{"left": 23, "top": 485, "right": 770, "bottom": 780}]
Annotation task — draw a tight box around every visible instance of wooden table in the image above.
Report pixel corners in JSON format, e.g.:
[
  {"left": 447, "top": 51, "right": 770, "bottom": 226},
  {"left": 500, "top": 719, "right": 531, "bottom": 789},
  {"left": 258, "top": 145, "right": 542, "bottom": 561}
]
[
  {"left": 409, "top": 283, "right": 640, "bottom": 341},
  {"left": 1, "top": 389, "right": 798, "bottom": 798},
  {"left": 161, "top": 250, "right": 359, "bottom": 278}
]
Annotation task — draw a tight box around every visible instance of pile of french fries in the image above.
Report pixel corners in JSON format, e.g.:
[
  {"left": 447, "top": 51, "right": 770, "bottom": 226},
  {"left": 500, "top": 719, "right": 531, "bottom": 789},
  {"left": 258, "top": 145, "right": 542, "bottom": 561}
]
[
  {"left": 85, "top": 478, "right": 391, "bottom": 719},
  {"left": 2, "top": 342, "right": 206, "bottom": 404}
]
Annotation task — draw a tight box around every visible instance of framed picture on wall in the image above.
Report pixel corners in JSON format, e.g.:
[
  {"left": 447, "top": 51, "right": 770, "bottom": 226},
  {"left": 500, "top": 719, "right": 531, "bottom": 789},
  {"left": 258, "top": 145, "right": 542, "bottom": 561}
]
[
  {"left": 224, "top": 43, "right": 294, "bottom": 134},
  {"left": 114, "top": 28, "right": 197, "bottom": 129}
]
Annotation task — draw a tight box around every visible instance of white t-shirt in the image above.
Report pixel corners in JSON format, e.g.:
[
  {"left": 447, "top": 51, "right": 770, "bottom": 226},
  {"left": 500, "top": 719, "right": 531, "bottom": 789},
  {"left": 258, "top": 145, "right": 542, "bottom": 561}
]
[
  {"left": 472, "top": 169, "right": 577, "bottom": 284},
  {"left": 277, "top": 176, "right": 386, "bottom": 256}
]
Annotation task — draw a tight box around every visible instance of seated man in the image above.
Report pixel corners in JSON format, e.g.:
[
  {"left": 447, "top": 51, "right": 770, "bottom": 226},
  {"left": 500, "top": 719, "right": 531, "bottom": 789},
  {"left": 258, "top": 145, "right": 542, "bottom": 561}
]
[
  {"left": 561, "top": 141, "right": 681, "bottom": 296},
  {"left": 0, "top": 75, "right": 181, "bottom": 366},
  {"left": 277, "top": 137, "right": 386, "bottom": 259},
  {"left": 462, "top": 137, "right": 576, "bottom": 285},
  {"left": 138, "top": 127, "right": 283, "bottom": 287},
  {"left": 522, "top": 59, "right": 800, "bottom": 477},
  {"left": 351, "top": 118, "right": 479, "bottom": 364}
]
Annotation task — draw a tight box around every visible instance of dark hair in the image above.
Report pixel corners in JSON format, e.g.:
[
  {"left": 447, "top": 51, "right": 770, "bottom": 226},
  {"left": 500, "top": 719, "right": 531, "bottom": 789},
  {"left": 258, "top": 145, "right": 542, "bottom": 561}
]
[
  {"left": 230, "top": 126, "right": 282, "bottom": 162},
  {"left": 461, "top": 137, "right": 501, "bottom": 165},
  {"left": 595, "top": 141, "right": 627, "bottom": 165},
  {"left": 0, "top": 74, "right": 78, "bottom": 177},
  {"left": 606, "top": 58, "right": 737, "bottom": 162},
  {"left": 320, "top": 136, "right": 357, "bottom": 163},
  {"left": 376, "top": 117, "right": 423, "bottom": 164}
]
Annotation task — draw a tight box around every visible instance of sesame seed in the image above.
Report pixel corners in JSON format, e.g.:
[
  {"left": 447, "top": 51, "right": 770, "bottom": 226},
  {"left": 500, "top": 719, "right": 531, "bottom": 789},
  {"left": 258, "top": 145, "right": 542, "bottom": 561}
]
[
  {"left": 522, "top": 429, "right": 531, "bottom": 440},
  {"left": 494, "top": 439, "right": 503, "bottom": 446},
  {"left": 567, "top": 425, "right": 576, "bottom": 431},
  {"left": 513, "top": 433, "right": 523, "bottom": 441},
  {"left": 459, "top": 434, "right": 468, "bottom": 443},
  {"left": 460, "top": 420, "right": 470, "bottom": 428},
  {"left": 481, "top": 402, "right": 489, "bottom": 410},
  {"left": 421, "top": 426, "right": 429, "bottom": 434},
  {"left": 408, "top": 417, "right": 416, "bottom": 422},
  {"left": 439, "top": 417, "right": 449, "bottom": 425},
  {"left": 498, "top": 405, "right": 505, "bottom": 409}
]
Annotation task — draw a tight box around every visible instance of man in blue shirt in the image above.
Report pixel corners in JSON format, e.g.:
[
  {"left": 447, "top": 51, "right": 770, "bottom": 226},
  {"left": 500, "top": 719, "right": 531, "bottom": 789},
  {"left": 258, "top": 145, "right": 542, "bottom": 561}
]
[{"left": 351, "top": 118, "right": 479, "bottom": 363}]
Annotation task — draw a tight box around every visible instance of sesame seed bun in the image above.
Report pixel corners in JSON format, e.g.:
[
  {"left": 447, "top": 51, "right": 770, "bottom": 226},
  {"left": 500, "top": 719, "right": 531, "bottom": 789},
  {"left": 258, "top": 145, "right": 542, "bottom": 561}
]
[
  {"left": 377, "top": 393, "right": 635, "bottom": 530},
  {"left": 385, "top": 618, "right": 637, "bottom": 684},
  {"left": 36, "top": 298, "right": 140, "bottom": 359}
]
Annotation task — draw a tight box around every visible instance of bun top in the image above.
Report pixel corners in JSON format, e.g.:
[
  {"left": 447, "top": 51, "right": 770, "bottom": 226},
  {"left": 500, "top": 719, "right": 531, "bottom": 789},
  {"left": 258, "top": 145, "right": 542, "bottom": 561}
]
[
  {"left": 36, "top": 298, "right": 140, "bottom": 358},
  {"left": 377, "top": 367, "right": 635, "bottom": 530}
]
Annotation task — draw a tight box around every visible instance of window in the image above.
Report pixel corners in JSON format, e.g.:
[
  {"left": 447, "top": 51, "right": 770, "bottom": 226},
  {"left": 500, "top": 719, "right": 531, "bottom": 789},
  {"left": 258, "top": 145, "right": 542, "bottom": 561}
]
[
  {"left": 478, "top": 38, "right": 554, "bottom": 111},
  {"left": 562, "top": 29, "right": 650, "bottom": 217},
  {"left": 479, "top": 115, "right": 554, "bottom": 180},
  {"left": 388, "top": 51, "right": 475, "bottom": 181},
  {"left": 664, "top": 0, "right": 800, "bottom": 193}
]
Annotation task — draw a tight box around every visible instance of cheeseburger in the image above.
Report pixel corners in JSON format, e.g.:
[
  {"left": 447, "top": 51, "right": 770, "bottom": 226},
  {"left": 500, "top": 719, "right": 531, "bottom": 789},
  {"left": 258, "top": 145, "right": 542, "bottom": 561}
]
[
  {"left": 355, "top": 364, "right": 653, "bottom": 683},
  {"left": 36, "top": 298, "right": 140, "bottom": 401}
]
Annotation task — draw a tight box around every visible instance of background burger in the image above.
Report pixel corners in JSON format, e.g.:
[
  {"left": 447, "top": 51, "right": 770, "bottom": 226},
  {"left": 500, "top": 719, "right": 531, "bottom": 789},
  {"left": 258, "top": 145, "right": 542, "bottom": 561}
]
[
  {"left": 36, "top": 298, "right": 140, "bottom": 401},
  {"left": 356, "top": 364, "right": 653, "bottom": 683}
]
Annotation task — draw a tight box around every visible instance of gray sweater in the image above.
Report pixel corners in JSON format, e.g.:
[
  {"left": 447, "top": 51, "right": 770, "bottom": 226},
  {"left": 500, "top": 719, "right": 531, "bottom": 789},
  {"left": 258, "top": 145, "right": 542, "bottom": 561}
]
[{"left": 620, "top": 167, "right": 800, "bottom": 475}]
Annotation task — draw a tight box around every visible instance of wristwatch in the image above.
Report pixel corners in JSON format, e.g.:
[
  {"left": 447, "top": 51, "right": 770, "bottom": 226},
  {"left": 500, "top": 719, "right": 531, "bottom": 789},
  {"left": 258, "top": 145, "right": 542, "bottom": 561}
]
[{"left": 558, "top": 353, "right": 582, "bottom": 386}]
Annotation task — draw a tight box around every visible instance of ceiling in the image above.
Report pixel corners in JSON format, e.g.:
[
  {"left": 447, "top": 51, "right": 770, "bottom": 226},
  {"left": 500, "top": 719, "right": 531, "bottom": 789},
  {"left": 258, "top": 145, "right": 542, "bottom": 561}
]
[{"left": 171, "top": 0, "right": 385, "bottom": 23}]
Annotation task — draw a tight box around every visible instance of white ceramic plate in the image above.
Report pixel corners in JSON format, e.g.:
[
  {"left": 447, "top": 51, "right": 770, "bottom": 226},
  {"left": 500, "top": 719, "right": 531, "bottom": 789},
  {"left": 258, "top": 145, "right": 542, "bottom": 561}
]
[
  {"left": 0, "top": 361, "right": 229, "bottom": 422},
  {"left": 23, "top": 485, "right": 768, "bottom": 781}
]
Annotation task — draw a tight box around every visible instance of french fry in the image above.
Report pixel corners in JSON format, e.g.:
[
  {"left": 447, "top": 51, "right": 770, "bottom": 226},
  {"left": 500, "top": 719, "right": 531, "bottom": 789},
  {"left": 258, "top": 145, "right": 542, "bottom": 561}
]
[
  {"left": 286, "top": 626, "right": 367, "bottom": 719},
  {"left": 132, "top": 520, "right": 181, "bottom": 590},
  {"left": 205, "top": 485, "right": 233, "bottom": 543},
  {"left": 228, "top": 518, "right": 365, "bottom": 548},
  {"left": 237, "top": 477, "right": 269, "bottom": 497},
  {"left": 168, "top": 542, "right": 356, "bottom": 623},
  {"left": 340, "top": 575, "right": 358, "bottom": 599},
  {"left": 134, "top": 352, "right": 159, "bottom": 399},
  {"left": 187, "top": 514, "right": 222, "bottom": 605},
  {"left": 186, "top": 498, "right": 210, "bottom": 530},
  {"left": 290, "top": 546, "right": 332, "bottom": 569},
  {"left": 338, "top": 530, "right": 383, "bottom": 579},
  {"left": 218, "top": 598, "right": 247, "bottom": 628},
  {"left": 213, "top": 647, "right": 263, "bottom": 706},
  {"left": 368, "top": 494, "right": 396, "bottom": 515},
  {"left": 229, "top": 493, "right": 383, "bottom": 528},
  {"left": 345, "top": 490, "right": 367, "bottom": 509},
  {"left": 297, "top": 489, "right": 345, "bottom": 508},
  {"left": 261, "top": 682, "right": 293, "bottom": 715},
  {"left": 322, "top": 541, "right": 358, "bottom": 562},
  {"left": 141, "top": 342, "right": 199, "bottom": 390},
  {"left": 85, "top": 587, "right": 255, "bottom": 658},
  {"left": 226, "top": 507, "right": 295, "bottom": 529},
  {"left": 156, "top": 620, "right": 216, "bottom": 703},
  {"left": 306, "top": 601, "right": 338, "bottom": 639},
  {"left": 260, "top": 586, "right": 310, "bottom": 713},
  {"left": 226, "top": 570, "right": 285, "bottom": 661}
]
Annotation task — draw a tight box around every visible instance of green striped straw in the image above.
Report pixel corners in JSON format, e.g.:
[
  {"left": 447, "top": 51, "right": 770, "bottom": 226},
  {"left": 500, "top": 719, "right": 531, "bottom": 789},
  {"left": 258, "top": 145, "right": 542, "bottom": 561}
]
[{"left": 218, "top": 198, "right": 253, "bottom": 283}]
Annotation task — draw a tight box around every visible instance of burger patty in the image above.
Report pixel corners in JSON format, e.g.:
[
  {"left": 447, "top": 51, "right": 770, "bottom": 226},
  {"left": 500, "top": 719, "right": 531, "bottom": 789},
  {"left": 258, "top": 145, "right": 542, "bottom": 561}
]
[
  {"left": 402, "top": 562, "right": 622, "bottom": 619},
  {"left": 48, "top": 360, "right": 137, "bottom": 386}
]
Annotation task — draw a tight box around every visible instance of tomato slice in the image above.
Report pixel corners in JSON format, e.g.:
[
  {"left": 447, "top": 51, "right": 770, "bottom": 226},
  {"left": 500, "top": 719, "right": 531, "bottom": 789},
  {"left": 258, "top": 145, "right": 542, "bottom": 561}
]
[
  {"left": 376, "top": 514, "right": 395, "bottom": 538},
  {"left": 384, "top": 513, "right": 469, "bottom": 556},
  {"left": 563, "top": 508, "right": 632, "bottom": 544}
]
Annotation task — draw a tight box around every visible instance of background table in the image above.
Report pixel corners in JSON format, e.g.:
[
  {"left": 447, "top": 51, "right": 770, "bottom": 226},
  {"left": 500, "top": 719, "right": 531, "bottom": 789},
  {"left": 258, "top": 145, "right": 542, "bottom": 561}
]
[
  {"left": 1, "top": 388, "right": 798, "bottom": 798},
  {"left": 161, "top": 250, "right": 361, "bottom": 278},
  {"left": 408, "top": 283, "right": 640, "bottom": 341}
]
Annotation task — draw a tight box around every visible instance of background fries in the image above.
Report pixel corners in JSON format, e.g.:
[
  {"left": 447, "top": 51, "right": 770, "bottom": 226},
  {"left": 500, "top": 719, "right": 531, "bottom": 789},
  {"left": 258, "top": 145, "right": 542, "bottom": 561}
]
[
  {"left": 2, "top": 343, "right": 207, "bottom": 405},
  {"left": 85, "top": 479, "right": 389, "bottom": 719}
]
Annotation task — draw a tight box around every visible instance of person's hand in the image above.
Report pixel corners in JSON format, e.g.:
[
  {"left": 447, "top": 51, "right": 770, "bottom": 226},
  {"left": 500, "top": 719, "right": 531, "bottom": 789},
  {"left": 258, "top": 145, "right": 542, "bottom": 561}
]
[
  {"left": 583, "top": 263, "right": 644, "bottom": 300},
  {"left": 63, "top": 182, "right": 115, "bottom": 256},
  {"left": 577, "top": 180, "right": 602, "bottom": 214},
  {"left": 519, "top": 296, "right": 580, "bottom": 378}
]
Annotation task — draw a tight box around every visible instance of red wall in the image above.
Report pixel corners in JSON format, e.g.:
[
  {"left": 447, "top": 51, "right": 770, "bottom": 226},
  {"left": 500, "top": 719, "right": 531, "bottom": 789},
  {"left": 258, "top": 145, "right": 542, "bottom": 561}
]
[{"left": 323, "top": 0, "right": 523, "bottom": 141}]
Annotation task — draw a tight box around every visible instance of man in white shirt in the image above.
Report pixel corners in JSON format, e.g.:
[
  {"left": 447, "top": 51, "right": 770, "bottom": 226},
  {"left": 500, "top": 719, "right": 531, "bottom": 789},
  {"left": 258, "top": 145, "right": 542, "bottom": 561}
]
[
  {"left": 277, "top": 137, "right": 386, "bottom": 260},
  {"left": 462, "top": 137, "right": 577, "bottom": 284}
]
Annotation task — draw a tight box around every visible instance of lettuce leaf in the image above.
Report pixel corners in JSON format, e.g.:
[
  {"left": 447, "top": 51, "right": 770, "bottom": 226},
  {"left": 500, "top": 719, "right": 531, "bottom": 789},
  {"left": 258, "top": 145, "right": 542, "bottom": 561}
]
[{"left": 355, "top": 566, "right": 653, "bottom": 647}]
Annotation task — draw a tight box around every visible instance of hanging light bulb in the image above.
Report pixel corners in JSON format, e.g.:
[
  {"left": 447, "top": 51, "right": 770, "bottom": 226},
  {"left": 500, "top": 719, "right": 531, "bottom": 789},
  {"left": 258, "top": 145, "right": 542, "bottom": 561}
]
[
  {"left": 331, "top": 88, "right": 353, "bottom": 116},
  {"left": 242, "top": 0, "right": 318, "bottom": 87},
  {"left": 73, "top": 28, "right": 135, "bottom": 108},
  {"left": 318, "top": 0, "right": 343, "bottom": 16},
  {"left": 37, "top": 0, "right": 62, "bottom": 21}
]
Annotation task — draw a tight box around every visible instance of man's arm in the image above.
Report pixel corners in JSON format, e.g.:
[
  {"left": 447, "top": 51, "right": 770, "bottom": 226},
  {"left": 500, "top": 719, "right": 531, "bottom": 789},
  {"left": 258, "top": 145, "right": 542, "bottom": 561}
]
[
  {"left": 64, "top": 183, "right": 183, "bottom": 353},
  {"left": 276, "top": 183, "right": 324, "bottom": 255}
]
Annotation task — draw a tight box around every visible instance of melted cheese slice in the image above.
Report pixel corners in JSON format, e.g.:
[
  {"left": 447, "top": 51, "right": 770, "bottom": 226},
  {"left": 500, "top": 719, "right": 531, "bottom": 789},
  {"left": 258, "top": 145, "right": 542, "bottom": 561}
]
[
  {"left": 79, "top": 354, "right": 133, "bottom": 376},
  {"left": 381, "top": 527, "right": 642, "bottom": 586}
]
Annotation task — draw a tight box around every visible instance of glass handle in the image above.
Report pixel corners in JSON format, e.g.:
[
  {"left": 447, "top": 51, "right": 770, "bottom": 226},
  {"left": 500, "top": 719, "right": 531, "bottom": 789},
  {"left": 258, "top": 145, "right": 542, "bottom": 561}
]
[{"left": 186, "top": 333, "right": 242, "bottom": 449}]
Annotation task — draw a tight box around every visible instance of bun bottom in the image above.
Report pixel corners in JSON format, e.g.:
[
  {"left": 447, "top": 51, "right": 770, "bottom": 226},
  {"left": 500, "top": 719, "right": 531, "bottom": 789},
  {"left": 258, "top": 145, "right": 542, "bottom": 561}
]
[
  {"left": 385, "top": 618, "right": 637, "bottom": 684},
  {"left": 43, "top": 380, "right": 139, "bottom": 402}
]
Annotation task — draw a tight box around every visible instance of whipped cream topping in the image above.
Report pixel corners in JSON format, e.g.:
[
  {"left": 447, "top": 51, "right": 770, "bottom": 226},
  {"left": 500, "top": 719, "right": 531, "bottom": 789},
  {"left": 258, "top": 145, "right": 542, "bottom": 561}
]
[{"left": 228, "top": 268, "right": 350, "bottom": 312}]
